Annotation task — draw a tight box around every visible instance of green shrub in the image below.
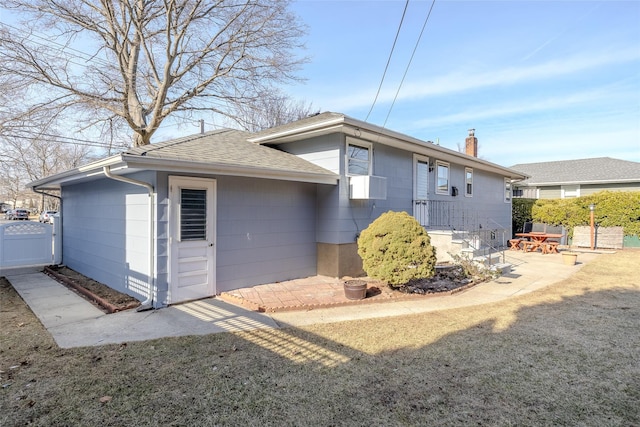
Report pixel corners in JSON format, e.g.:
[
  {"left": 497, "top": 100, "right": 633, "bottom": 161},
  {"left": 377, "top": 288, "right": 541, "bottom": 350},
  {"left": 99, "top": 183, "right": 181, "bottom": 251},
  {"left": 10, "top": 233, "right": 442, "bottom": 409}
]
[
  {"left": 512, "top": 198, "right": 536, "bottom": 235},
  {"left": 357, "top": 211, "right": 437, "bottom": 287},
  {"left": 530, "top": 191, "right": 640, "bottom": 237}
]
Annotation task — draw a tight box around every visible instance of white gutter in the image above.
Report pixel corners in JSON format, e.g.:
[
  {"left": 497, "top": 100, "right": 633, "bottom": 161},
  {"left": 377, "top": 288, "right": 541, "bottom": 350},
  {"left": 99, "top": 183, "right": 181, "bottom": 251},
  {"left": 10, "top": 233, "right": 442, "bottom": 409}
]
[{"left": 103, "top": 166, "right": 155, "bottom": 311}]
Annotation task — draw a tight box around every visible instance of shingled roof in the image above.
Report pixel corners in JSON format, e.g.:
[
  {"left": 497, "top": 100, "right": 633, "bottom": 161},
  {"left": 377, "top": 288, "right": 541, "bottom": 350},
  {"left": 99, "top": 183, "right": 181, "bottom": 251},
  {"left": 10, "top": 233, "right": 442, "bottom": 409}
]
[
  {"left": 29, "top": 128, "right": 339, "bottom": 190},
  {"left": 510, "top": 157, "right": 640, "bottom": 186},
  {"left": 123, "top": 128, "right": 337, "bottom": 179}
]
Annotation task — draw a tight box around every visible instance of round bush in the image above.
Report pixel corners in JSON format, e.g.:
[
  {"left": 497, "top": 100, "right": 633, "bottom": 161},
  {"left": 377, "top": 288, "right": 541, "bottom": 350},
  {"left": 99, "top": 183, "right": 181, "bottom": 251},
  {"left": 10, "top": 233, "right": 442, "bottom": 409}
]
[{"left": 357, "top": 211, "right": 437, "bottom": 287}]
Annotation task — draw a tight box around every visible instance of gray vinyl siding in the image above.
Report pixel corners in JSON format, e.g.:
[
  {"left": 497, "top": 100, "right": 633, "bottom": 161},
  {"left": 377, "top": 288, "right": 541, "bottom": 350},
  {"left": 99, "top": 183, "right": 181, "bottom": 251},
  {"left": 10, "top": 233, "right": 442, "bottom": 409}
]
[
  {"left": 277, "top": 134, "right": 341, "bottom": 174},
  {"left": 580, "top": 182, "right": 640, "bottom": 195},
  {"left": 539, "top": 186, "right": 562, "bottom": 199},
  {"left": 214, "top": 176, "right": 318, "bottom": 291},
  {"left": 152, "top": 172, "right": 319, "bottom": 300},
  {"left": 311, "top": 136, "right": 513, "bottom": 244},
  {"left": 61, "top": 171, "right": 156, "bottom": 302}
]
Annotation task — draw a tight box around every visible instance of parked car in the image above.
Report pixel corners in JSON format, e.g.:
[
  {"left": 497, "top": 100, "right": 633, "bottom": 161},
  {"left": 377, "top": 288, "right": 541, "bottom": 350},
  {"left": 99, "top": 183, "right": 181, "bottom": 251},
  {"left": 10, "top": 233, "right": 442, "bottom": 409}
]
[
  {"left": 11, "top": 209, "right": 29, "bottom": 220},
  {"left": 39, "top": 210, "right": 58, "bottom": 223},
  {"left": 38, "top": 211, "right": 58, "bottom": 224},
  {"left": 4, "top": 209, "right": 13, "bottom": 220}
]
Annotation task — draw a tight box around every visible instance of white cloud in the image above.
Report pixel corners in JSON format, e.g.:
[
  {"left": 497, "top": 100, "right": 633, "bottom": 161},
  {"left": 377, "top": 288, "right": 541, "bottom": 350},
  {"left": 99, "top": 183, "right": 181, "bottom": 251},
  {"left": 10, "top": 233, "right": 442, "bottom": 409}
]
[{"left": 323, "top": 47, "right": 640, "bottom": 111}]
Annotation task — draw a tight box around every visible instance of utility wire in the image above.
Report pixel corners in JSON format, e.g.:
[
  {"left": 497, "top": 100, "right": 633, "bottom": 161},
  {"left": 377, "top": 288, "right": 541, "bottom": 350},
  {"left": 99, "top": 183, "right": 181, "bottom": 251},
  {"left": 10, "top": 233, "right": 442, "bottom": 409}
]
[
  {"left": 383, "top": 0, "right": 437, "bottom": 128},
  {"left": 2, "top": 131, "right": 128, "bottom": 150},
  {"left": 364, "top": 0, "right": 410, "bottom": 123}
]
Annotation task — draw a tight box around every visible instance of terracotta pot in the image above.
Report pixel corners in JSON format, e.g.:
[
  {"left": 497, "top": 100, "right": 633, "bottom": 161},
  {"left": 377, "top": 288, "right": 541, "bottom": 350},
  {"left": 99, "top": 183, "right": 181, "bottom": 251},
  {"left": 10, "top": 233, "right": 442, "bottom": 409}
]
[
  {"left": 343, "top": 280, "right": 367, "bottom": 300},
  {"left": 562, "top": 252, "right": 578, "bottom": 266}
]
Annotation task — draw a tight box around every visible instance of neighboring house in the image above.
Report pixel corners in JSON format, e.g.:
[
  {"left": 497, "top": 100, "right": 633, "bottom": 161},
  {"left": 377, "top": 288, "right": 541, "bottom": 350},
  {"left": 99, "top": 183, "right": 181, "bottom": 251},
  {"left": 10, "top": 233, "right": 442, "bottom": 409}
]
[
  {"left": 30, "top": 112, "right": 525, "bottom": 308},
  {"left": 511, "top": 157, "right": 640, "bottom": 199}
]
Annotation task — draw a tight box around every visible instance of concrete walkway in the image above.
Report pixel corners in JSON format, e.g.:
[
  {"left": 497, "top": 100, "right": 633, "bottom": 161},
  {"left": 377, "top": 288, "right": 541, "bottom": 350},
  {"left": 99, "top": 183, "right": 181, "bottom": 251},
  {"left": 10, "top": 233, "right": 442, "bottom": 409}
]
[
  {"left": 4, "top": 250, "right": 601, "bottom": 348},
  {"left": 5, "top": 266, "right": 279, "bottom": 348},
  {"left": 270, "top": 250, "right": 601, "bottom": 327}
]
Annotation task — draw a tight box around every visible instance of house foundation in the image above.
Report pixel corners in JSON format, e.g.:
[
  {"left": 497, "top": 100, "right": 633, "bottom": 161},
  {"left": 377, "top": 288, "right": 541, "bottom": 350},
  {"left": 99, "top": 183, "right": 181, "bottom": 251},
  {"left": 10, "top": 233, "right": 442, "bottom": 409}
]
[{"left": 317, "top": 242, "right": 365, "bottom": 278}]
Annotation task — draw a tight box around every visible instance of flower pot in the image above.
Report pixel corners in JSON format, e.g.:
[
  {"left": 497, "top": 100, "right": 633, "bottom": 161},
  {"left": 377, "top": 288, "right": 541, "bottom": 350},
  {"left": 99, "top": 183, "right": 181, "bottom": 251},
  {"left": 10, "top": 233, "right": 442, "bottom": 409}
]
[
  {"left": 343, "top": 280, "right": 367, "bottom": 300},
  {"left": 562, "top": 252, "right": 578, "bottom": 265}
]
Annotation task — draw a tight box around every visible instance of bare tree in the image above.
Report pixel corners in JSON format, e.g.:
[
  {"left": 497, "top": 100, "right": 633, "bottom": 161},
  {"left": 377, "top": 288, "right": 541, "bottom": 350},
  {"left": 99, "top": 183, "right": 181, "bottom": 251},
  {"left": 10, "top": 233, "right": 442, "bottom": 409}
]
[
  {"left": 0, "top": 0, "right": 307, "bottom": 146},
  {"left": 228, "top": 91, "right": 319, "bottom": 132}
]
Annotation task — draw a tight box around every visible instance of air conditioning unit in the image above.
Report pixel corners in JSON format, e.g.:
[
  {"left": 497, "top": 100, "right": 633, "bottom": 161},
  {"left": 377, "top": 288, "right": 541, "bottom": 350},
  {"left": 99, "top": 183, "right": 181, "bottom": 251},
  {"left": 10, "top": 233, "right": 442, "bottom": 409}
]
[{"left": 349, "top": 175, "right": 387, "bottom": 200}]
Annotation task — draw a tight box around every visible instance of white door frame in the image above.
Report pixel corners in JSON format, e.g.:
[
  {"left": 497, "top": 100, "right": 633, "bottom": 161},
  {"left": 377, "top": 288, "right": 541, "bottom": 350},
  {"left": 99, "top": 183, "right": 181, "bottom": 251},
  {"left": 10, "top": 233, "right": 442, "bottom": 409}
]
[
  {"left": 413, "top": 154, "right": 430, "bottom": 227},
  {"left": 168, "top": 176, "right": 216, "bottom": 304}
]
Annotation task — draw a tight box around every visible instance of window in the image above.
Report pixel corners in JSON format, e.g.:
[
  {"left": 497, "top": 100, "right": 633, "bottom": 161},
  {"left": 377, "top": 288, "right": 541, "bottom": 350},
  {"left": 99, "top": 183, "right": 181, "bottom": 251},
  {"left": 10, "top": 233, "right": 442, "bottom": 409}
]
[
  {"left": 180, "top": 188, "right": 207, "bottom": 240},
  {"left": 465, "top": 167, "right": 473, "bottom": 197},
  {"left": 504, "top": 178, "right": 512, "bottom": 203},
  {"left": 346, "top": 140, "right": 371, "bottom": 175},
  {"left": 561, "top": 185, "right": 580, "bottom": 198},
  {"left": 436, "top": 161, "right": 449, "bottom": 195}
]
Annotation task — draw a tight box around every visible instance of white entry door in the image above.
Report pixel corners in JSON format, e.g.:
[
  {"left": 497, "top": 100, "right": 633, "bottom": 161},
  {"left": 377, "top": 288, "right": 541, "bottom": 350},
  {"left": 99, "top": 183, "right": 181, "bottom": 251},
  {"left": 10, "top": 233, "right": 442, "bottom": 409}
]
[
  {"left": 169, "top": 176, "right": 216, "bottom": 304},
  {"left": 413, "top": 154, "right": 430, "bottom": 227}
]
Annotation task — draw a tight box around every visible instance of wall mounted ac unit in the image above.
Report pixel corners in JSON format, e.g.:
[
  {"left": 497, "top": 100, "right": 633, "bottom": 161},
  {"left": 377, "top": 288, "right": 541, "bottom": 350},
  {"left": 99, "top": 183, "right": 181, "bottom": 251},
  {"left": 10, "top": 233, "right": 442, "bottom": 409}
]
[{"left": 349, "top": 175, "right": 387, "bottom": 200}]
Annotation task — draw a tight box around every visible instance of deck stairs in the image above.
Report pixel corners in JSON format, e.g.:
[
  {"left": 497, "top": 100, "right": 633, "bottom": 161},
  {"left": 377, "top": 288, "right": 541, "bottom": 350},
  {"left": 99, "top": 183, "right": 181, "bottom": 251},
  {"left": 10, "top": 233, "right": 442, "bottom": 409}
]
[{"left": 451, "top": 230, "right": 512, "bottom": 275}]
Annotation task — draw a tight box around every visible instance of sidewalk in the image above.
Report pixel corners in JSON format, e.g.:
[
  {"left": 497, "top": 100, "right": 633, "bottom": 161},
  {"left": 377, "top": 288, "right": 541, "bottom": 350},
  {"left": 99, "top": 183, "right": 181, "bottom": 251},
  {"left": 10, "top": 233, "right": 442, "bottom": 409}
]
[{"left": 4, "top": 250, "right": 601, "bottom": 348}]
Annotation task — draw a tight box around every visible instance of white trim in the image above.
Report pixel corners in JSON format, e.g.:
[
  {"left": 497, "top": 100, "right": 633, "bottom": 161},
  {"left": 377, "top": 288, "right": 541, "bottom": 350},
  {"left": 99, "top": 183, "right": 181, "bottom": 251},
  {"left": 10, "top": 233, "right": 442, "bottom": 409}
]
[
  {"left": 465, "top": 167, "right": 473, "bottom": 197},
  {"left": 561, "top": 184, "right": 581, "bottom": 199},
  {"left": 435, "top": 160, "right": 450, "bottom": 195},
  {"left": 345, "top": 138, "right": 373, "bottom": 176},
  {"left": 168, "top": 176, "right": 216, "bottom": 304},
  {"left": 413, "top": 154, "right": 430, "bottom": 201},
  {"left": 504, "top": 178, "right": 512, "bottom": 203}
]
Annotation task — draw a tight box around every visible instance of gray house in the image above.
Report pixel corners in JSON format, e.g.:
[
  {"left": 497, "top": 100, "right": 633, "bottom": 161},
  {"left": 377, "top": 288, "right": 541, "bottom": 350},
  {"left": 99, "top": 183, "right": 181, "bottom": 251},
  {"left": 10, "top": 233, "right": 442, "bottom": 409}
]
[
  {"left": 30, "top": 112, "right": 525, "bottom": 308},
  {"left": 511, "top": 157, "right": 640, "bottom": 199}
]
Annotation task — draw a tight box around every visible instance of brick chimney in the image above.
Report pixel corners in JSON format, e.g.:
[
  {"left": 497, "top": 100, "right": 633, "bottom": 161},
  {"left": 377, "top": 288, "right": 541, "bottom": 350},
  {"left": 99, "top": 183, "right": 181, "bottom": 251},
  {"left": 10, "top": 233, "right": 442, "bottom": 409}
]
[{"left": 465, "top": 128, "right": 477, "bottom": 157}]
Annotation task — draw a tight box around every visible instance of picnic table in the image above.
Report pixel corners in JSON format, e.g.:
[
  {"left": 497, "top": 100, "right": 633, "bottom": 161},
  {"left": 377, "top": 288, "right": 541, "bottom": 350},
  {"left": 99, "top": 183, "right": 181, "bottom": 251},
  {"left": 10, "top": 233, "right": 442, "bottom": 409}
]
[{"left": 513, "top": 232, "right": 563, "bottom": 254}]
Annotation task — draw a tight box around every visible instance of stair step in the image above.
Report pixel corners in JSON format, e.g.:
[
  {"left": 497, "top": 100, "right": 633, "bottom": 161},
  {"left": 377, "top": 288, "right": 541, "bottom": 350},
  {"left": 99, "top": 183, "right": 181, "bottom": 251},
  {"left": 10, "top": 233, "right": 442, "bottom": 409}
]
[{"left": 491, "top": 263, "right": 512, "bottom": 275}]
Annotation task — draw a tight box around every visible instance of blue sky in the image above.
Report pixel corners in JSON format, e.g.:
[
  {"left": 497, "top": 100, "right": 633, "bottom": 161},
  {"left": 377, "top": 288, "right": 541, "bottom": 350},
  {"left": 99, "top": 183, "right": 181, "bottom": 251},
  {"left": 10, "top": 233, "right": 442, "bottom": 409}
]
[
  {"left": 2, "top": 1, "right": 637, "bottom": 168},
  {"left": 280, "top": 0, "right": 640, "bottom": 167}
]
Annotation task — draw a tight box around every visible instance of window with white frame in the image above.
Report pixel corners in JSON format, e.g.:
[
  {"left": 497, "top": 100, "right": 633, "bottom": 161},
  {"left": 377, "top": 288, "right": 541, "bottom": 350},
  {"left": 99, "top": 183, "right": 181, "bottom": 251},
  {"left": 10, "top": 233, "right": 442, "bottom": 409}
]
[
  {"left": 561, "top": 185, "right": 580, "bottom": 198},
  {"left": 504, "top": 178, "right": 512, "bottom": 202},
  {"left": 346, "top": 140, "right": 371, "bottom": 176},
  {"left": 465, "top": 167, "right": 473, "bottom": 197},
  {"left": 436, "top": 161, "right": 450, "bottom": 195}
]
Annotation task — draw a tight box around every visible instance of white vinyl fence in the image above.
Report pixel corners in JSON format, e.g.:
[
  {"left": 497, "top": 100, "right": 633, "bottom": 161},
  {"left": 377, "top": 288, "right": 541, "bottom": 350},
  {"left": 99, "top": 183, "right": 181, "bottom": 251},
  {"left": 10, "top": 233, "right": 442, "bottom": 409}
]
[{"left": 0, "top": 219, "right": 60, "bottom": 268}]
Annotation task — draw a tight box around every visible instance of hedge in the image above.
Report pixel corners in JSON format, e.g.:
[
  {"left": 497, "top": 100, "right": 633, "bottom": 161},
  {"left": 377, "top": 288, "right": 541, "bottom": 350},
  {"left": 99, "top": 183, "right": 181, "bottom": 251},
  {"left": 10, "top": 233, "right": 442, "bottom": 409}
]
[{"left": 514, "top": 191, "right": 640, "bottom": 237}]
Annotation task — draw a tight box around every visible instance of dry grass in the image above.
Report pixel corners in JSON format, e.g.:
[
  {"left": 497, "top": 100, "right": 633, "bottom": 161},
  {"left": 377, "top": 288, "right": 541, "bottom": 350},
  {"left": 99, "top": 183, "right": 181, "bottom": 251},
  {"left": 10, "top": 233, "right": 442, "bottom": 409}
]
[{"left": 1, "top": 251, "right": 639, "bottom": 426}]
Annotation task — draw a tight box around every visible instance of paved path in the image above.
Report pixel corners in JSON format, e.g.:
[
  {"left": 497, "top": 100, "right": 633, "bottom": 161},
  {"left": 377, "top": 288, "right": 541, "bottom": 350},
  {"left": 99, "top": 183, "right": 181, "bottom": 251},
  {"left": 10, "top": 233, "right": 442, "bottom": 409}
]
[
  {"left": 4, "top": 250, "right": 601, "bottom": 348},
  {"left": 5, "top": 267, "right": 279, "bottom": 348}
]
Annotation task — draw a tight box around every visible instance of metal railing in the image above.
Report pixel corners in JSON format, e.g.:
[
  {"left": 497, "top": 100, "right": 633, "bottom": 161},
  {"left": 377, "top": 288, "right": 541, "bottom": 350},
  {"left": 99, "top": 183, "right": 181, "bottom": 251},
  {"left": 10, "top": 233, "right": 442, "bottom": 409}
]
[
  {"left": 414, "top": 200, "right": 479, "bottom": 230},
  {"left": 414, "top": 200, "right": 507, "bottom": 265}
]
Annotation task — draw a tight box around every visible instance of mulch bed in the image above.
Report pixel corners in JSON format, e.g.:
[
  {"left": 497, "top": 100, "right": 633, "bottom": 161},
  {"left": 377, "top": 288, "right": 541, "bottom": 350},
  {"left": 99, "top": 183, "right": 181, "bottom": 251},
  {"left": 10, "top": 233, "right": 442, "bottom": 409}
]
[
  {"left": 44, "top": 265, "right": 140, "bottom": 314},
  {"left": 397, "top": 265, "right": 474, "bottom": 294}
]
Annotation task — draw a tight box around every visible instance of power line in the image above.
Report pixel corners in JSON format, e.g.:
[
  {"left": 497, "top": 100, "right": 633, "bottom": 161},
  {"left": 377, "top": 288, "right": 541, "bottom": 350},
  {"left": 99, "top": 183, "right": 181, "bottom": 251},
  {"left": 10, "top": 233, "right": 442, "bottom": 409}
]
[
  {"left": 383, "top": 0, "right": 437, "bottom": 128},
  {"left": 0, "top": 21, "right": 115, "bottom": 71},
  {"left": 364, "top": 0, "right": 410, "bottom": 123},
  {"left": 1, "top": 131, "right": 129, "bottom": 150}
]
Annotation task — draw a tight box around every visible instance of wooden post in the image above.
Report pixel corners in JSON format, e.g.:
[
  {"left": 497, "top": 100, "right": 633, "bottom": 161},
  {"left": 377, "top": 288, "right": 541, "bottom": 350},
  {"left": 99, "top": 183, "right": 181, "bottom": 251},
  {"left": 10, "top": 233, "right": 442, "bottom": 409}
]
[{"left": 589, "top": 204, "right": 595, "bottom": 250}]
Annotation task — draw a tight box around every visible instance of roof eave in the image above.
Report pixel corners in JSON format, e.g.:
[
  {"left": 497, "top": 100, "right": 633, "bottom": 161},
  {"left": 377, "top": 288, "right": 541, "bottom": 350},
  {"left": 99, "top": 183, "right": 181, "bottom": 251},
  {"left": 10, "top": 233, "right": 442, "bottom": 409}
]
[
  {"left": 122, "top": 155, "right": 339, "bottom": 184},
  {"left": 29, "top": 155, "right": 125, "bottom": 190},
  {"left": 249, "top": 115, "right": 526, "bottom": 180},
  {"left": 519, "top": 177, "right": 640, "bottom": 186}
]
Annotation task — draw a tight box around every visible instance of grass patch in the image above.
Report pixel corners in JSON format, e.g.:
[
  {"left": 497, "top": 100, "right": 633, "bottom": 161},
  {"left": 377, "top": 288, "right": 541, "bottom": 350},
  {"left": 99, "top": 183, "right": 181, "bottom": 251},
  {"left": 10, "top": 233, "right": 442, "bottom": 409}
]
[{"left": 1, "top": 251, "right": 639, "bottom": 426}]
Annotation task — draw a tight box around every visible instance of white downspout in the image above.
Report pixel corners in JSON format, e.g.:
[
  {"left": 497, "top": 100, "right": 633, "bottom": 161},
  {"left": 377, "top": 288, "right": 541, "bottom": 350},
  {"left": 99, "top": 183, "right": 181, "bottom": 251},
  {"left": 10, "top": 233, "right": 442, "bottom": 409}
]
[{"left": 103, "top": 166, "right": 155, "bottom": 311}]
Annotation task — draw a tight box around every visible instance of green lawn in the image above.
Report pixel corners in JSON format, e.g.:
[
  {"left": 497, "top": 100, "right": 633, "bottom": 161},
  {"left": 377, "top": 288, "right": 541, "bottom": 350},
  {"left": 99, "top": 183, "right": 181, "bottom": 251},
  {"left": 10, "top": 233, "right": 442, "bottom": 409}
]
[{"left": 1, "top": 251, "right": 639, "bottom": 426}]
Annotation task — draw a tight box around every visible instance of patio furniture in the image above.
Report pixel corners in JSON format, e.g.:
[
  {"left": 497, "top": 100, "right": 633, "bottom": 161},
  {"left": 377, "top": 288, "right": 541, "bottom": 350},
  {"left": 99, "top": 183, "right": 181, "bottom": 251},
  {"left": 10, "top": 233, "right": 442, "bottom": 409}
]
[
  {"left": 521, "top": 240, "right": 540, "bottom": 252},
  {"left": 542, "top": 241, "right": 560, "bottom": 254},
  {"left": 515, "top": 232, "right": 563, "bottom": 254},
  {"left": 508, "top": 239, "right": 524, "bottom": 251}
]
